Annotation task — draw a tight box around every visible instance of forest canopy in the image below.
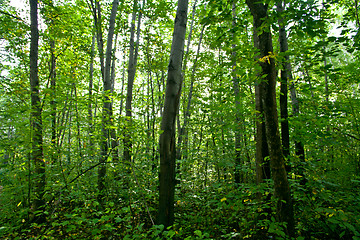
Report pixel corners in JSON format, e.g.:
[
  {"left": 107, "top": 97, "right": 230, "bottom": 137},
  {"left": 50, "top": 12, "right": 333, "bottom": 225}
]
[{"left": 0, "top": 0, "right": 360, "bottom": 239}]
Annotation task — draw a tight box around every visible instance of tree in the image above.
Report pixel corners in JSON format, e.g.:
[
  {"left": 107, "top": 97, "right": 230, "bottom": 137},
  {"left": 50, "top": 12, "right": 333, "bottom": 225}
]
[
  {"left": 277, "top": 0, "right": 305, "bottom": 165},
  {"left": 124, "top": 0, "right": 143, "bottom": 164},
  {"left": 231, "top": 0, "right": 243, "bottom": 184},
  {"left": 277, "top": 0, "right": 290, "bottom": 162},
  {"left": 246, "top": 0, "right": 295, "bottom": 236},
  {"left": 29, "top": 0, "right": 46, "bottom": 223},
  {"left": 157, "top": 0, "right": 188, "bottom": 227},
  {"left": 2, "top": 0, "right": 360, "bottom": 238},
  {"left": 93, "top": 0, "right": 119, "bottom": 205}
]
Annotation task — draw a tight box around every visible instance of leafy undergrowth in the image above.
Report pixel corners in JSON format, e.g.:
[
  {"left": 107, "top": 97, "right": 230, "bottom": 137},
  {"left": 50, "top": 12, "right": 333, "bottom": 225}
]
[{"left": 1, "top": 178, "right": 360, "bottom": 239}]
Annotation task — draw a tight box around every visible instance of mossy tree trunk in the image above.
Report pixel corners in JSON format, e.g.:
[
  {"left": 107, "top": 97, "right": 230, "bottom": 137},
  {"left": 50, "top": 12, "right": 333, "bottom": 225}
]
[{"left": 246, "top": 0, "right": 295, "bottom": 236}]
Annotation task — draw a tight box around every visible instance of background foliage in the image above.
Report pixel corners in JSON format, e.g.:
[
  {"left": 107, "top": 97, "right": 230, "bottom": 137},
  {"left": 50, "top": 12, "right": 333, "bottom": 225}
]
[{"left": 0, "top": 0, "right": 360, "bottom": 239}]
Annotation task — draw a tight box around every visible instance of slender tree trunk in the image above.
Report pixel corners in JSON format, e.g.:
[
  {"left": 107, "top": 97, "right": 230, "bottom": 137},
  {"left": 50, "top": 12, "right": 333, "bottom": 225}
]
[
  {"left": 277, "top": 1, "right": 290, "bottom": 162},
  {"left": 290, "top": 82, "right": 305, "bottom": 161},
  {"left": 88, "top": 33, "right": 95, "bottom": 159},
  {"left": 110, "top": 34, "right": 119, "bottom": 163},
  {"left": 98, "top": 0, "right": 119, "bottom": 205},
  {"left": 91, "top": 0, "right": 105, "bottom": 79},
  {"left": 119, "top": 47, "right": 126, "bottom": 116},
  {"left": 50, "top": 40, "right": 57, "bottom": 164},
  {"left": 177, "top": 24, "right": 205, "bottom": 176},
  {"left": 232, "top": 0, "right": 243, "bottom": 184},
  {"left": 255, "top": 87, "right": 270, "bottom": 184},
  {"left": 157, "top": 0, "right": 188, "bottom": 227},
  {"left": 124, "top": 0, "right": 143, "bottom": 163},
  {"left": 176, "top": 0, "right": 198, "bottom": 173},
  {"left": 323, "top": 44, "right": 329, "bottom": 102},
  {"left": 278, "top": 0, "right": 305, "bottom": 164},
  {"left": 30, "top": 0, "right": 45, "bottom": 223},
  {"left": 145, "top": 30, "right": 157, "bottom": 171},
  {"left": 73, "top": 84, "right": 83, "bottom": 164},
  {"left": 246, "top": 0, "right": 295, "bottom": 236},
  {"left": 303, "top": 67, "right": 314, "bottom": 98}
]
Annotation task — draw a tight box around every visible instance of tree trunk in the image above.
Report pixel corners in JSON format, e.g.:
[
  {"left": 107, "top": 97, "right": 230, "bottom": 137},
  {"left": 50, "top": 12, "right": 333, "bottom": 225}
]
[
  {"left": 30, "top": 0, "right": 46, "bottom": 223},
  {"left": 110, "top": 50, "right": 119, "bottom": 163},
  {"left": 177, "top": 23, "right": 205, "bottom": 180},
  {"left": 88, "top": 33, "right": 95, "bottom": 159},
  {"left": 124, "top": 0, "right": 143, "bottom": 164},
  {"left": 252, "top": 7, "right": 270, "bottom": 185},
  {"left": 277, "top": 1, "right": 290, "bottom": 162},
  {"left": 176, "top": 0, "right": 198, "bottom": 176},
  {"left": 278, "top": 0, "right": 306, "bottom": 168},
  {"left": 246, "top": 0, "right": 295, "bottom": 236},
  {"left": 157, "top": 0, "right": 188, "bottom": 227},
  {"left": 98, "top": 0, "right": 119, "bottom": 205},
  {"left": 290, "top": 82, "right": 305, "bottom": 162},
  {"left": 231, "top": 0, "right": 243, "bottom": 184},
  {"left": 50, "top": 40, "right": 57, "bottom": 164}
]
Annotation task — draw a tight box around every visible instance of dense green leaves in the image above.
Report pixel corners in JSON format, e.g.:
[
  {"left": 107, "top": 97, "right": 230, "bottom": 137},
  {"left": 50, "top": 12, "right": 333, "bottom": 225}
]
[{"left": 0, "top": 0, "right": 360, "bottom": 238}]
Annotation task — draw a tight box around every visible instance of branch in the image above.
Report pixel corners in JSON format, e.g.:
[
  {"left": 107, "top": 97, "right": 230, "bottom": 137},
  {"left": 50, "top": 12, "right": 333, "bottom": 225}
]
[
  {"left": 334, "top": 127, "right": 360, "bottom": 141},
  {"left": 0, "top": 10, "right": 25, "bottom": 22}
]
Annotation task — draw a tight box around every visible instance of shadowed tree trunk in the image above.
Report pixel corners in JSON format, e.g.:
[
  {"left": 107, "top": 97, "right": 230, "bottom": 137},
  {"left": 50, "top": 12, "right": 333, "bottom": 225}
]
[
  {"left": 277, "top": 0, "right": 290, "bottom": 162},
  {"left": 157, "top": 0, "right": 188, "bottom": 227},
  {"left": 251, "top": 5, "right": 270, "bottom": 185},
  {"left": 30, "top": 0, "right": 46, "bottom": 223},
  {"left": 246, "top": 0, "right": 295, "bottom": 236},
  {"left": 277, "top": 0, "right": 305, "bottom": 170},
  {"left": 50, "top": 40, "right": 58, "bottom": 164}
]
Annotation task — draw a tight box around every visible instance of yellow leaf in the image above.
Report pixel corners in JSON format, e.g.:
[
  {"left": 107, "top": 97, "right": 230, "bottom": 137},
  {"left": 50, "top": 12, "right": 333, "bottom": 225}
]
[
  {"left": 17, "top": 201, "right": 22, "bottom": 207},
  {"left": 221, "top": 197, "right": 227, "bottom": 202}
]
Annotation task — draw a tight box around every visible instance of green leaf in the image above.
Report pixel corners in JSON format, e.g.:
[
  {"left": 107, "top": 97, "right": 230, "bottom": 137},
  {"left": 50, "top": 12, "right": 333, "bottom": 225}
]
[{"left": 194, "top": 230, "right": 202, "bottom": 237}]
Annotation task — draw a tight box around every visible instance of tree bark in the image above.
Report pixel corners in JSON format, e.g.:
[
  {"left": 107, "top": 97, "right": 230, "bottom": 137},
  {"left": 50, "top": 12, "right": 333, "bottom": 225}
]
[
  {"left": 124, "top": 0, "right": 143, "bottom": 164},
  {"left": 98, "top": 0, "right": 119, "bottom": 205},
  {"left": 277, "top": 1, "right": 290, "bottom": 161},
  {"left": 231, "top": 0, "right": 243, "bottom": 184},
  {"left": 278, "top": 0, "right": 305, "bottom": 163},
  {"left": 176, "top": 0, "right": 198, "bottom": 176},
  {"left": 246, "top": 0, "right": 295, "bottom": 236},
  {"left": 254, "top": 53, "right": 270, "bottom": 183},
  {"left": 88, "top": 33, "right": 95, "bottom": 159},
  {"left": 157, "top": 0, "right": 188, "bottom": 227},
  {"left": 30, "top": 0, "right": 46, "bottom": 223},
  {"left": 110, "top": 34, "right": 119, "bottom": 163},
  {"left": 50, "top": 40, "right": 58, "bottom": 164},
  {"left": 177, "top": 24, "right": 205, "bottom": 180}
]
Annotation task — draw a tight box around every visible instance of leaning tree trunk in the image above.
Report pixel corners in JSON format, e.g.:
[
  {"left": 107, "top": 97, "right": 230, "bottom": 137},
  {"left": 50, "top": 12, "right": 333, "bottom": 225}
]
[
  {"left": 30, "top": 0, "right": 46, "bottom": 223},
  {"left": 246, "top": 0, "right": 295, "bottom": 236},
  {"left": 157, "top": 0, "right": 188, "bottom": 228}
]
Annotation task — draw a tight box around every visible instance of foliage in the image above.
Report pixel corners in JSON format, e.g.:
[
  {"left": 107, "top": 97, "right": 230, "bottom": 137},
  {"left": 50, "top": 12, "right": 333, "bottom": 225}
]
[{"left": 0, "top": 0, "right": 360, "bottom": 239}]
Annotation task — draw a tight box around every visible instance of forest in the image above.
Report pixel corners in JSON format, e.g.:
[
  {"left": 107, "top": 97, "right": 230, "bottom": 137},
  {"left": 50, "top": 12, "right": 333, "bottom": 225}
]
[{"left": 0, "top": 0, "right": 360, "bottom": 239}]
